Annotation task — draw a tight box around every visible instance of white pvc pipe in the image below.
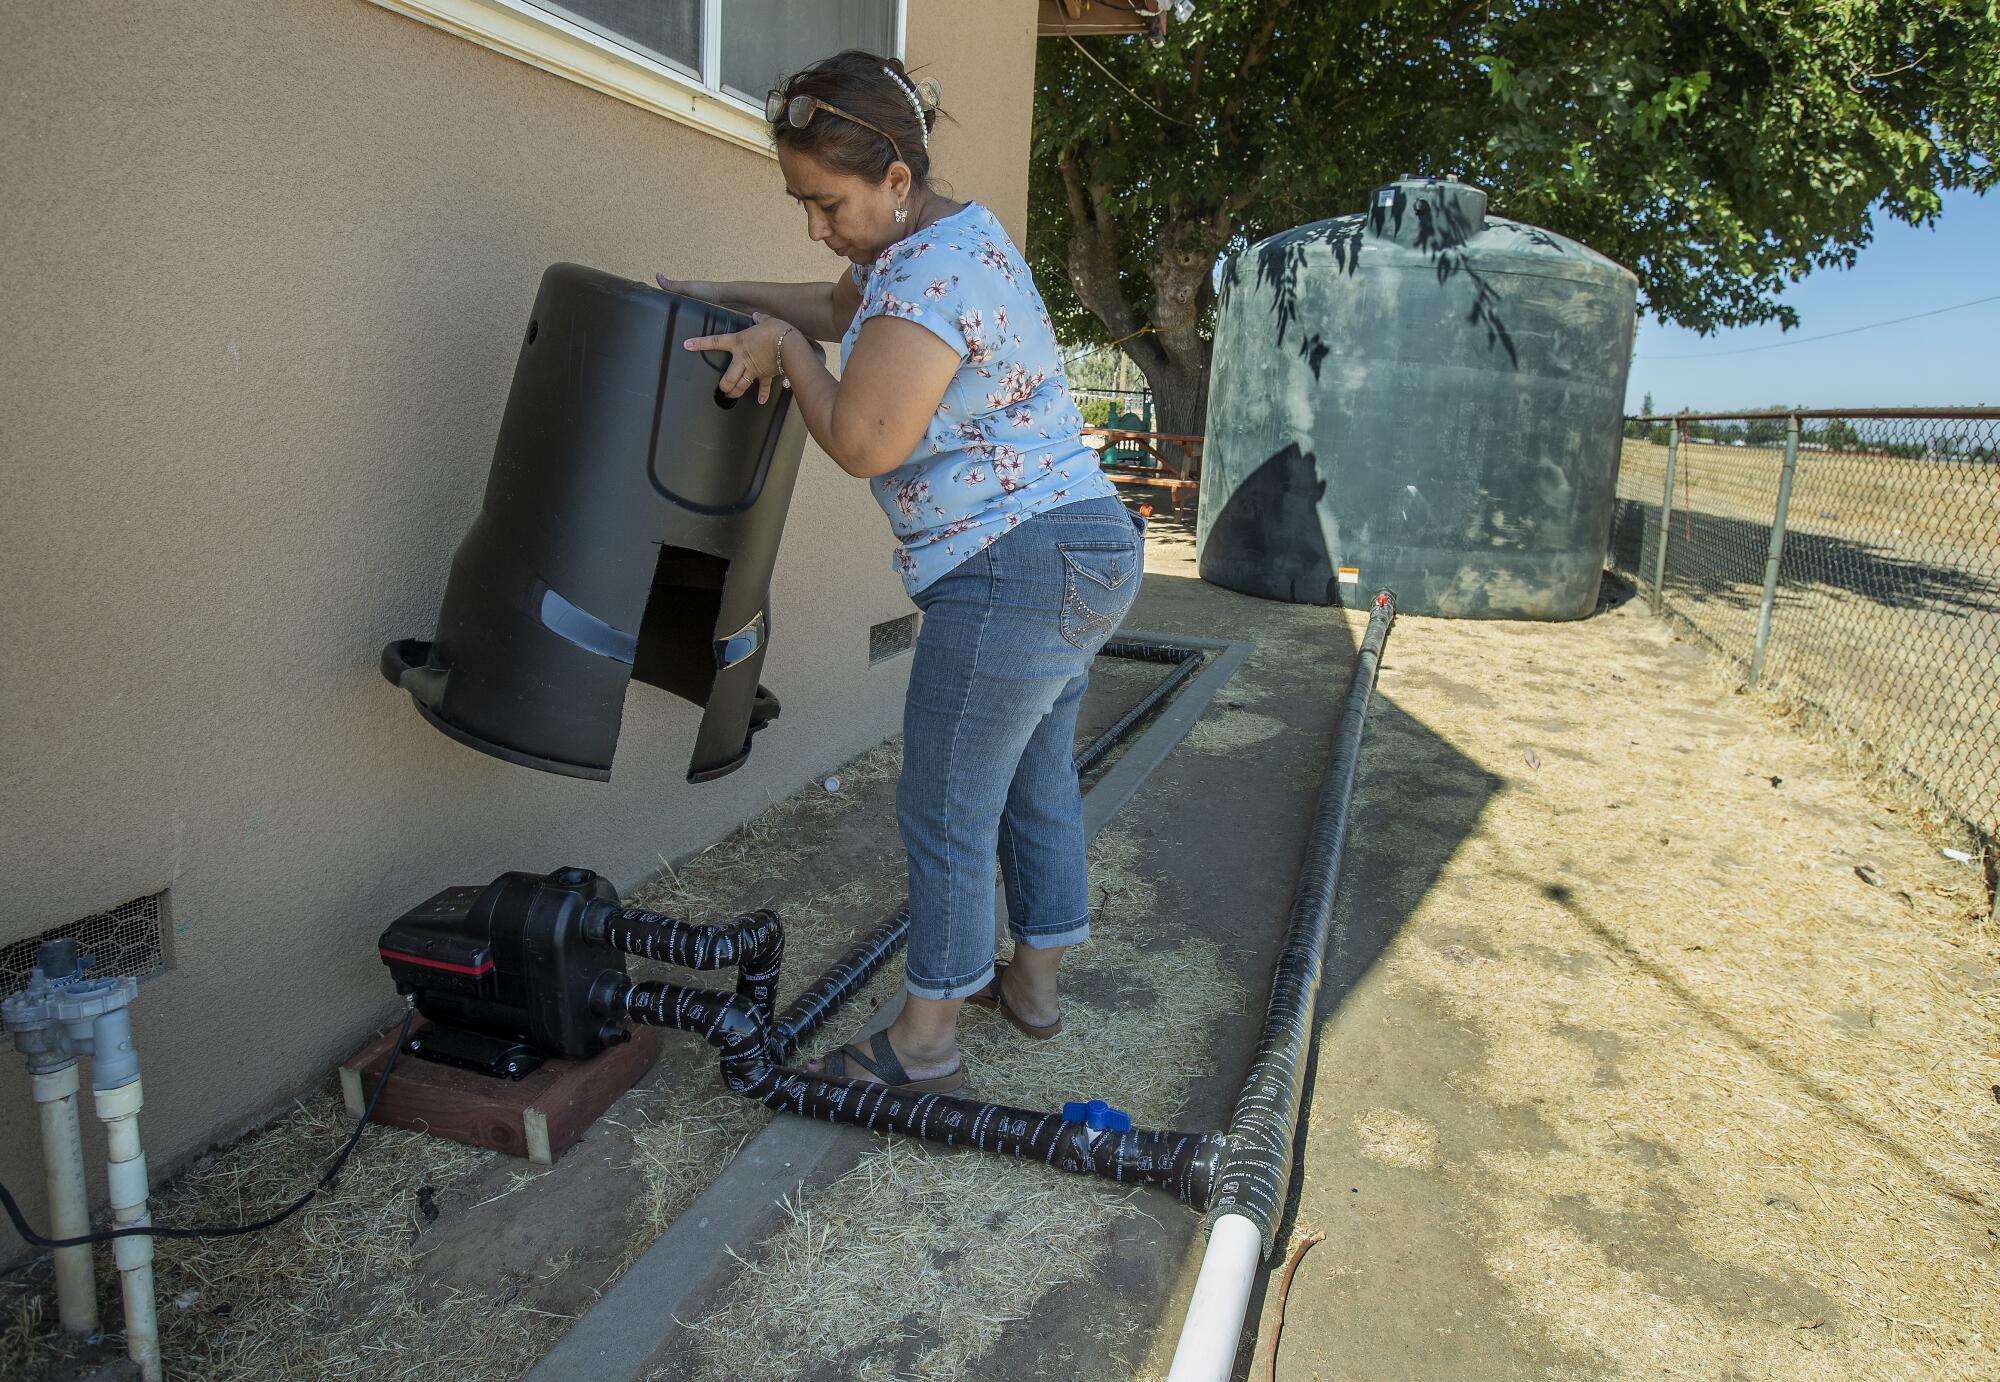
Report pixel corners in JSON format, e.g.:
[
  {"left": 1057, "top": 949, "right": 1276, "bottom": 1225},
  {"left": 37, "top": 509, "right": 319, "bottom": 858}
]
[
  {"left": 94, "top": 1079, "right": 161, "bottom": 1382},
  {"left": 30, "top": 1063, "right": 98, "bottom": 1336},
  {"left": 1165, "top": 1212, "right": 1264, "bottom": 1382}
]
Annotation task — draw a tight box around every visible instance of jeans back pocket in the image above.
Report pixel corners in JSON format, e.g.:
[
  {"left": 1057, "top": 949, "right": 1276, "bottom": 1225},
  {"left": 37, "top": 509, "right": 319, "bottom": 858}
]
[{"left": 1058, "top": 540, "right": 1139, "bottom": 648}]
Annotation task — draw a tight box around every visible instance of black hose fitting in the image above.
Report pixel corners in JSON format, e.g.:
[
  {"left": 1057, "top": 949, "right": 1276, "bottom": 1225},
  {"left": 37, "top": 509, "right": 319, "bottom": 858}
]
[
  {"left": 621, "top": 980, "right": 775, "bottom": 1089},
  {"left": 594, "top": 905, "right": 786, "bottom": 1026}
]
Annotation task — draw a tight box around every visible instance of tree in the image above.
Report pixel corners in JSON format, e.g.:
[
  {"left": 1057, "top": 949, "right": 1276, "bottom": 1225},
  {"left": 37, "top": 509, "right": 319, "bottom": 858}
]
[
  {"left": 1625, "top": 391, "right": 1657, "bottom": 439},
  {"left": 1030, "top": 2, "right": 1999, "bottom": 440},
  {"left": 1745, "top": 408, "right": 1795, "bottom": 447}
]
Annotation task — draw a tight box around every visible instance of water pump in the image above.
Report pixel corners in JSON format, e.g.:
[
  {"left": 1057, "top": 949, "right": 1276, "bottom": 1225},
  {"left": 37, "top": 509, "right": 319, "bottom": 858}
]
[
  {"left": 377, "top": 865, "right": 784, "bottom": 1080},
  {"left": 376, "top": 867, "right": 631, "bottom": 1078}
]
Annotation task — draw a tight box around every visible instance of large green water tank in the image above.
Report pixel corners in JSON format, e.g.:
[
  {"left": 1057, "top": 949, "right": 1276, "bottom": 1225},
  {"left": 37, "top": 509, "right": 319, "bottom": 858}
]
[{"left": 1196, "top": 177, "right": 1638, "bottom": 619}]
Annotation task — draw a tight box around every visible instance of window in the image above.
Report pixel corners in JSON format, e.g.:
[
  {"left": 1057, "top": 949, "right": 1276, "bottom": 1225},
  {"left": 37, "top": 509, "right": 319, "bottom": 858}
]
[
  {"left": 714, "top": 1, "right": 899, "bottom": 104},
  {"left": 371, "top": 0, "right": 904, "bottom": 157},
  {"left": 534, "top": 1, "right": 703, "bottom": 75}
]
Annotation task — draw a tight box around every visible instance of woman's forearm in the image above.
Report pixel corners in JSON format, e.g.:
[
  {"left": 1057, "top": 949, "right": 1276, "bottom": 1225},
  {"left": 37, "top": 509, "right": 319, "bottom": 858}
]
[
  {"left": 698, "top": 280, "right": 843, "bottom": 341},
  {"left": 780, "top": 333, "right": 856, "bottom": 473}
]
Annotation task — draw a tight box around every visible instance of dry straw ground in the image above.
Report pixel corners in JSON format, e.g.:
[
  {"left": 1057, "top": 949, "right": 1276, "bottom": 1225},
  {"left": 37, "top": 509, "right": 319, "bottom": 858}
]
[{"left": 667, "top": 825, "right": 1243, "bottom": 1382}]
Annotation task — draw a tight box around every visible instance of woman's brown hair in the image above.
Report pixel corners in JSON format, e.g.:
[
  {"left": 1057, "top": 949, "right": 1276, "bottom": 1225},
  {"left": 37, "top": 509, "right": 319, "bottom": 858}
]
[{"left": 770, "top": 49, "right": 945, "bottom": 187}]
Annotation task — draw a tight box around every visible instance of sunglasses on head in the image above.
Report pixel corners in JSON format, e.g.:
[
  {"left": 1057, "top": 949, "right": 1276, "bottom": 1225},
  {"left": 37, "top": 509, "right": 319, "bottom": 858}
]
[{"left": 766, "top": 90, "right": 905, "bottom": 167}]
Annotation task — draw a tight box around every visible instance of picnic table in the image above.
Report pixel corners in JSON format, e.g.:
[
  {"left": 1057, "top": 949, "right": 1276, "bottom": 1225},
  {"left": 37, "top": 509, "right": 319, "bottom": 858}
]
[{"left": 1081, "top": 428, "right": 1205, "bottom": 509}]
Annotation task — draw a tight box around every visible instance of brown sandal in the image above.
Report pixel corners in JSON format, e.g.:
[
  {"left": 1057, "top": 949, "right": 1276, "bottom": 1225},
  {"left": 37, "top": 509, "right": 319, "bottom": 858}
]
[
  {"left": 967, "top": 961, "right": 1062, "bottom": 1040},
  {"left": 818, "top": 1029, "right": 966, "bottom": 1094}
]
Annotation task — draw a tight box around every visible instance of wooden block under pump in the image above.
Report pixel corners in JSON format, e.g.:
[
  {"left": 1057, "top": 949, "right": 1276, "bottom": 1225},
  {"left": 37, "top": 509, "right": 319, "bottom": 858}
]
[{"left": 338, "top": 1017, "right": 661, "bottom": 1165}]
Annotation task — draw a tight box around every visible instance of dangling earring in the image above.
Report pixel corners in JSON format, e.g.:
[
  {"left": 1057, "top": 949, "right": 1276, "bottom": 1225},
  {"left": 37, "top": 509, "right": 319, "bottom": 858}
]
[{"left": 894, "top": 204, "right": 908, "bottom": 225}]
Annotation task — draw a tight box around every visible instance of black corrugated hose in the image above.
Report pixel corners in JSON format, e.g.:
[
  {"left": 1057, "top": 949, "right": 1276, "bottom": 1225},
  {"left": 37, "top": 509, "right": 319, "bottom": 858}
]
[
  {"left": 1204, "top": 589, "right": 1396, "bottom": 1252},
  {"left": 618, "top": 979, "right": 1225, "bottom": 1203},
  {"left": 1074, "top": 642, "right": 1207, "bottom": 776},
  {"left": 767, "top": 907, "right": 910, "bottom": 1063}
]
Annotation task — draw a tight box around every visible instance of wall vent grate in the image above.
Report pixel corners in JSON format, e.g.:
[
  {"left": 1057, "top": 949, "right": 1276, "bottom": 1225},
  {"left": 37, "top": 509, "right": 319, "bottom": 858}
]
[
  {"left": 2, "top": 892, "right": 170, "bottom": 996},
  {"left": 868, "top": 614, "right": 919, "bottom": 664}
]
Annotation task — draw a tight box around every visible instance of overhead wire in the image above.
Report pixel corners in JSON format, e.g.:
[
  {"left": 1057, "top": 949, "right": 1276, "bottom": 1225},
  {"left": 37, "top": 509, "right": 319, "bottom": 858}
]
[
  {"left": 1641, "top": 293, "right": 2000, "bottom": 359},
  {"left": 1058, "top": 11, "right": 1192, "bottom": 127}
]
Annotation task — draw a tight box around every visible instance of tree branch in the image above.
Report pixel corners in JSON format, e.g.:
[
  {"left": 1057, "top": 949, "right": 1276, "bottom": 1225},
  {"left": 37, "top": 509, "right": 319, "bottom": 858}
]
[
  {"left": 1057, "top": 150, "right": 1092, "bottom": 232},
  {"left": 1221, "top": 7, "right": 1289, "bottom": 124},
  {"left": 1057, "top": 145, "right": 1157, "bottom": 368}
]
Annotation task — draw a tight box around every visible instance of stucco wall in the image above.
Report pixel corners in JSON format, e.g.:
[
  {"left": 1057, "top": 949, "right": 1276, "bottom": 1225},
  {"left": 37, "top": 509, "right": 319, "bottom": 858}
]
[{"left": 0, "top": 0, "right": 1038, "bottom": 1256}]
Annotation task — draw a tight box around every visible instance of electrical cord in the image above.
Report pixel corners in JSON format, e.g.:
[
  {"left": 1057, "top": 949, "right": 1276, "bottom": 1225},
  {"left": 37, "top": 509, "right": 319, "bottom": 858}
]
[{"left": 1, "top": 1006, "right": 415, "bottom": 1263}]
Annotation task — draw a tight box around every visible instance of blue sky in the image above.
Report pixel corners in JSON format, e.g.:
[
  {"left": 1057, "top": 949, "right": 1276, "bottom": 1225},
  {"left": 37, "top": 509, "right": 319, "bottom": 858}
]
[{"left": 1625, "top": 187, "right": 2000, "bottom": 413}]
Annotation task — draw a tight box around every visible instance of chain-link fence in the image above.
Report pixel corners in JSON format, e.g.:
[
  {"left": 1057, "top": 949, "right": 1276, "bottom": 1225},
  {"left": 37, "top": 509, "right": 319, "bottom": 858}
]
[{"left": 1611, "top": 409, "right": 2000, "bottom": 900}]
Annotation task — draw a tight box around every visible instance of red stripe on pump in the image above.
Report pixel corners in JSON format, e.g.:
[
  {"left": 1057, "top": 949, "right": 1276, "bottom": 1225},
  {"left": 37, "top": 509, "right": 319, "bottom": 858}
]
[{"left": 379, "top": 947, "right": 494, "bottom": 977}]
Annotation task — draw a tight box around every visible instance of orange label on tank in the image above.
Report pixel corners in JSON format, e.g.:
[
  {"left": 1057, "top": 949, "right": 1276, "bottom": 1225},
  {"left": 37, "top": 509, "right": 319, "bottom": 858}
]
[{"left": 1337, "top": 567, "right": 1361, "bottom": 584}]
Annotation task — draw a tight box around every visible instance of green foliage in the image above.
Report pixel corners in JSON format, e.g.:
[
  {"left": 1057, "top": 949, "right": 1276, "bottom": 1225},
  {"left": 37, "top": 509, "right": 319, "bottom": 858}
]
[
  {"left": 1625, "top": 392, "right": 1658, "bottom": 438},
  {"left": 1076, "top": 396, "right": 1118, "bottom": 428},
  {"left": 1743, "top": 418, "right": 1785, "bottom": 447},
  {"left": 1032, "top": 0, "right": 2000, "bottom": 361}
]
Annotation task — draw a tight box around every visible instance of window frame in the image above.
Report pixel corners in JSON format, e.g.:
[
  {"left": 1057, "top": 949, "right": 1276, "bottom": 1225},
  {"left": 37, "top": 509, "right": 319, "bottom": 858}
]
[{"left": 367, "top": 0, "right": 907, "bottom": 160}]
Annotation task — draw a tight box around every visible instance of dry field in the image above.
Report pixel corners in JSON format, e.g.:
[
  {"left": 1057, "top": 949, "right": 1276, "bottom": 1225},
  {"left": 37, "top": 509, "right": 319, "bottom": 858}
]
[{"left": 1614, "top": 438, "right": 2000, "bottom": 856}]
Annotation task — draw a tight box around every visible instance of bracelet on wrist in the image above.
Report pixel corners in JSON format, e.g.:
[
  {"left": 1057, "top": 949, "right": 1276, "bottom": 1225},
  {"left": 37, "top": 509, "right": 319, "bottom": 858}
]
[{"left": 775, "top": 325, "right": 796, "bottom": 388}]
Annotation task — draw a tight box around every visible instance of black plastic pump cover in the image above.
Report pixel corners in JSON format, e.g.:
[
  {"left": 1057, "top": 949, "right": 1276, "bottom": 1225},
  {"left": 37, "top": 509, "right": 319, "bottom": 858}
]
[{"left": 384, "top": 264, "right": 812, "bottom": 782}]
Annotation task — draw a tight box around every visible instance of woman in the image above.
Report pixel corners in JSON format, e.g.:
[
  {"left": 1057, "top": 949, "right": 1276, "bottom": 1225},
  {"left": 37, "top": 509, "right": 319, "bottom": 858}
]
[{"left": 659, "top": 50, "right": 1141, "bottom": 1094}]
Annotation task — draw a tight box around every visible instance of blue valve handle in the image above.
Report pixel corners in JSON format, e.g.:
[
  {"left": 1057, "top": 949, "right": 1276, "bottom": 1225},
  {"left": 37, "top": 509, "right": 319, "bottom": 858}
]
[{"left": 1062, "top": 1099, "right": 1133, "bottom": 1133}]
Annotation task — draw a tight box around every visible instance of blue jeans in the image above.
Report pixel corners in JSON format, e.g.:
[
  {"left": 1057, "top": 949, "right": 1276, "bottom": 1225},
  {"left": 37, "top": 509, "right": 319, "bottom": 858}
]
[{"left": 898, "top": 495, "right": 1145, "bottom": 1000}]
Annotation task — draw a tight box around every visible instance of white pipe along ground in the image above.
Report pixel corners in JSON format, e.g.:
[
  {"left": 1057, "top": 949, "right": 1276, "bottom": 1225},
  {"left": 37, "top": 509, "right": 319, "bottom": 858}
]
[
  {"left": 31, "top": 1062, "right": 98, "bottom": 1335},
  {"left": 96, "top": 1076, "right": 162, "bottom": 1382},
  {"left": 1165, "top": 1212, "right": 1264, "bottom": 1381}
]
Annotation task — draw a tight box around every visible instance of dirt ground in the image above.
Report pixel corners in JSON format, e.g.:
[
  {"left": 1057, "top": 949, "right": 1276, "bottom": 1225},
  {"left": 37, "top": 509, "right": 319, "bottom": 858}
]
[
  {"left": 1241, "top": 546, "right": 1997, "bottom": 1381},
  {"left": 5, "top": 501, "right": 1994, "bottom": 1381}
]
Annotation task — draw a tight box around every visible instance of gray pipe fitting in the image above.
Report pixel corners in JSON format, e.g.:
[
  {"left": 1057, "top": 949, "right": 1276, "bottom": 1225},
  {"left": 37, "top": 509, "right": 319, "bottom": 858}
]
[
  {"left": 4, "top": 941, "right": 140, "bottom": 1085},
  {"left": 82, "top": 1007, "right": 141, "bottom": 1090}
]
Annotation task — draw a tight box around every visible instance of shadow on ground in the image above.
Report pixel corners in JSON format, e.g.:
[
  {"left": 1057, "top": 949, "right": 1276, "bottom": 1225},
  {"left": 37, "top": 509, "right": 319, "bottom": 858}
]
[{"left": 986, "top": 503, "right": 1514, "bottom": 1381}]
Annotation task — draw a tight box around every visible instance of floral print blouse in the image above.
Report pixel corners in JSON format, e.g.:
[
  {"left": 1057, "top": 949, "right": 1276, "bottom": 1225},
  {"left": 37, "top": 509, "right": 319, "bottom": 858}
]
[{"left": 842, "top": 202, "right": 1116, "bottom": 594}]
